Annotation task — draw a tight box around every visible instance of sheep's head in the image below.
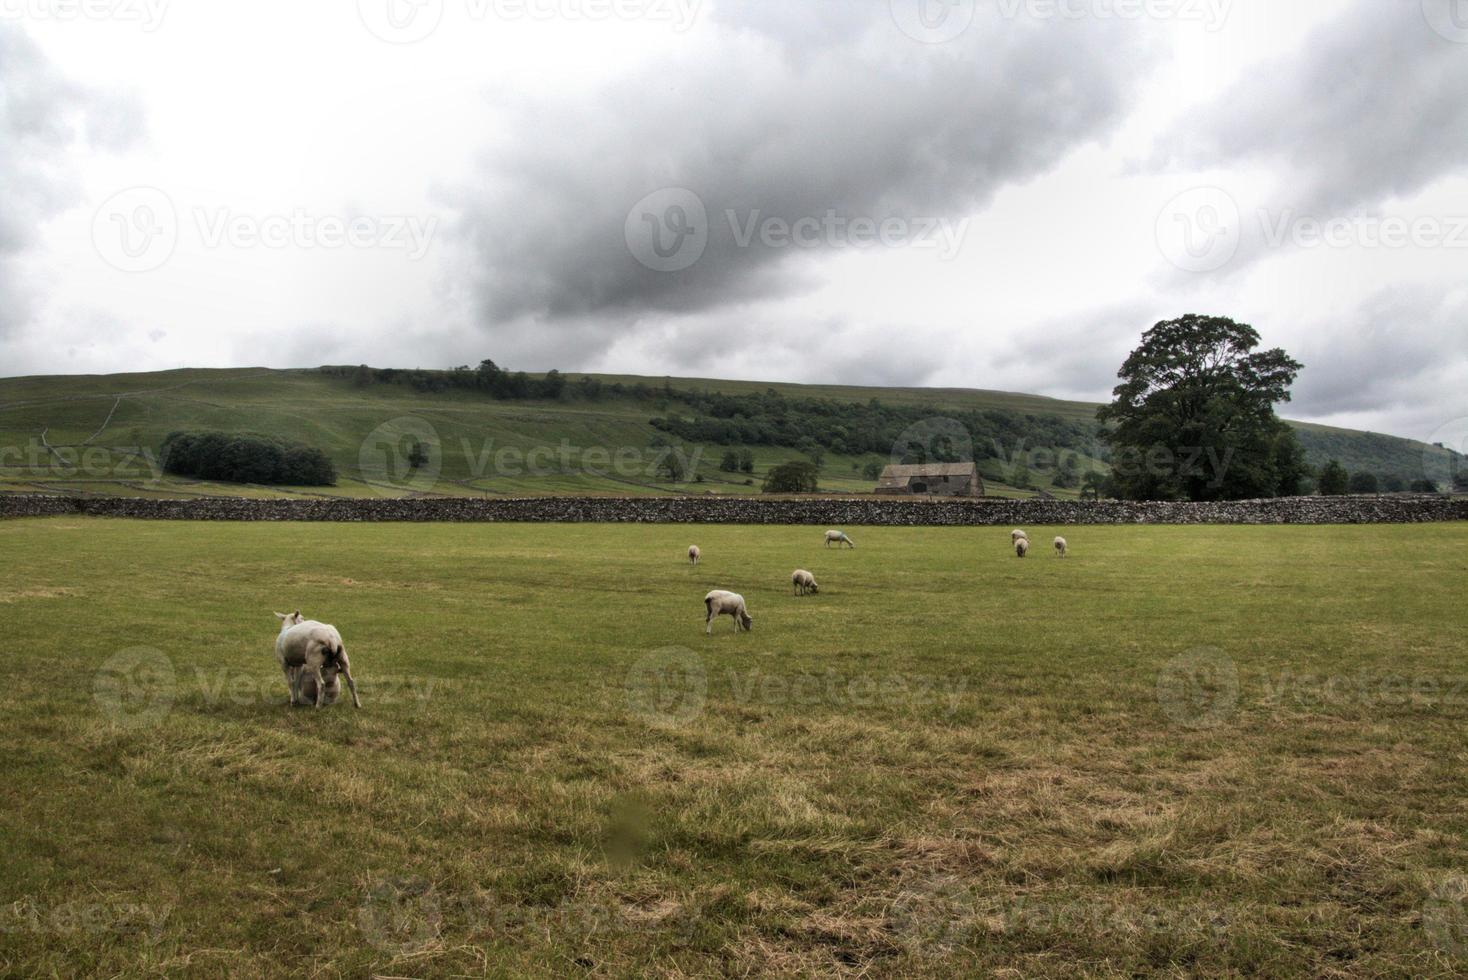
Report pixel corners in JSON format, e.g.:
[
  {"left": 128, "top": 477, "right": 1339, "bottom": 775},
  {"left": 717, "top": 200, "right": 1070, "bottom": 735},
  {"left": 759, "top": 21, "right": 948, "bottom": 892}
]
[
  {"left": 808, "top": 583, "right": 819, "bottom": 594},
  {"left": 274, "top": 610, "right": 304, "bottom": 630},
  {"left": 740, "top": 611, "right": 754, "bottom": 631}
]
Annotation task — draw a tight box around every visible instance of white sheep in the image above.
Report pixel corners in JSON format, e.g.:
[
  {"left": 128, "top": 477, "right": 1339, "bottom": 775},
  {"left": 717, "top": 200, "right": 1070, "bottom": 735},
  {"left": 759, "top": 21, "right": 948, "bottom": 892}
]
[
  {"left": 791, "top": 569, "right": 819, "bottom": 596},
  {"left": 274, "top": 611, "right": 361, "bottom": 708},
  {"left": 688, "top": 545, "right": 701, "bottom": 566},
  {"left": 1011, "top": 529, "right": 1029, "bottom": 545},
  {"left": 704, "top": 590, "right": 753, "bottom": 634},
  {"left": 824, "top": 530, "right": 855, "bottom": 549},
  {"left": 1015, "top": 537, "right": 1029, "bottom": 559},
  {"left": 1054, "top": 536, "right": 1068, "bottom": 558}
]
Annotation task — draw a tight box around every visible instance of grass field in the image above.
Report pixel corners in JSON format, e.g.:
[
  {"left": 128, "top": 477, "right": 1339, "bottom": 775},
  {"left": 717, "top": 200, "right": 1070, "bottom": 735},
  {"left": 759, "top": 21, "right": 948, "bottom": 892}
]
[{"left": 3, "top": 518, "right": 1468, "bottom": 977}]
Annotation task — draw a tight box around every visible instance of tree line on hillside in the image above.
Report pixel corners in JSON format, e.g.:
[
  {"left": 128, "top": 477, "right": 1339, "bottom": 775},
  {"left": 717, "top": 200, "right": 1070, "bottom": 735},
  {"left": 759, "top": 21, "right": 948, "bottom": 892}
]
[
  {"left": 161, "top": 432, "right": 337, "bottom": 486},
  {"left": 318, "top": 361, "right": 1103, "bottom": 473},
  {"left": 652, "top": 389, "right": 1098, "bottom": 460},
  {"left": 1295, "top": 427, "right": 1461, "bottom": 489},
  {"left": 318, "top": 362, "right": 676, "bottom": 402},
  {"left": 317, "top": 348, "right": 1457, "bottom": 502},
  {"left": 1312, "top": 460, "right": 1446, "bottom": 496}
]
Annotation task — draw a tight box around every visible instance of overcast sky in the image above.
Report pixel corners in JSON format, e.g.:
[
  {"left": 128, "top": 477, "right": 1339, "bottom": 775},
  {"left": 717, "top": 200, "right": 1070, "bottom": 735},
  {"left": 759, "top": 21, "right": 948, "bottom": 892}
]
[{"left": 2, "top": 0, "right": 1465, "bottom": 442}]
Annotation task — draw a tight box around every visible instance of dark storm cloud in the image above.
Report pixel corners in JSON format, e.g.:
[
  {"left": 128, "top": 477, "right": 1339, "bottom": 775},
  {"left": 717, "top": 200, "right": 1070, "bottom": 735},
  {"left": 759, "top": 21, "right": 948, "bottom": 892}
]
[
  {"left": 446, "top": 4, "right": 1160, "bottom": 333},
  {"left": 1151, "top": 0, "right": 1468, "bottom": 212}
]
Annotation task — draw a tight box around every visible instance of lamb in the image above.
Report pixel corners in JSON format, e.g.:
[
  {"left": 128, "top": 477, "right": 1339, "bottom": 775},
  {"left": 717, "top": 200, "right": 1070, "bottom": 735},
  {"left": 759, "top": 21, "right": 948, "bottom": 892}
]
[
  {"left": 274, "top": 611, "right": 361, "bottom": 708},
  {"left": 704, "top": 590, "right": 753, "bottom": 634},
  {"left": 1054, "top": 536, "right": 1068, "bottom": 558},
  {"left": 791, "top": 569, "right": 819, "bottom": 596},
  {"left": 1015, "top": 537, "right": 1029, "bottom": 559},
  {"left": 824, "top": 530, "right": 855, "bottom": 549},
  {"left": 688, "top": 545, "right": 701, "bottom": 566},
  {"left": 297, "top": 661, "right": 344, "bottom": 706},
  {"left": 1011, "top": 529, "right": 1029, "bottom": 545}
]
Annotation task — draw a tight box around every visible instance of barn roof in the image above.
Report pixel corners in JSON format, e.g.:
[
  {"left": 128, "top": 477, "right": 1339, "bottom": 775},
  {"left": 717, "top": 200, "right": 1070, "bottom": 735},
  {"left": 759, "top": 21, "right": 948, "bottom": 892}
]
[{"left": 878, "top": 463, "right": 980, "bottom": 479}]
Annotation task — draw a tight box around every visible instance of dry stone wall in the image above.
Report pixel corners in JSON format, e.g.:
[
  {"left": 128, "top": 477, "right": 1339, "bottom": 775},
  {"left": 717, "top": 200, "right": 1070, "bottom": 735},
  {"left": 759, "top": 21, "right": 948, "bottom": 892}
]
[{"left": 2, "top": 493, "right": 1465, "bottom": 525}]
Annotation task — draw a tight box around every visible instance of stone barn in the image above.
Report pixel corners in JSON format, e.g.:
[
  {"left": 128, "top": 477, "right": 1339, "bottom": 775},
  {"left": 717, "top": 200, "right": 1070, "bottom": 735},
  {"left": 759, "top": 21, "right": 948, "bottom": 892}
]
[{"left": 874, "top": 463, "right": 984, "bottom": 498}]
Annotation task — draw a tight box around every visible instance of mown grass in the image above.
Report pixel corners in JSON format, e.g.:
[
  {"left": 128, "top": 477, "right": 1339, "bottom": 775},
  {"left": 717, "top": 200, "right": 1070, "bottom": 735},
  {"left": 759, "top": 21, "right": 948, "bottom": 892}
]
[{"left": 2, "top": 518, "right": 1467, "bottom": 977}]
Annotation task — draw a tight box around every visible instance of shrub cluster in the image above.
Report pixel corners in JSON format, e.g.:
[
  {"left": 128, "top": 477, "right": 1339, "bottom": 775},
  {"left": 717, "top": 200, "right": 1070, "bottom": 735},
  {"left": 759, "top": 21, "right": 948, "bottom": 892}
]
[
  {"left": 161, "top": 432, "right": 337, "bottom": 486},
  {"left": 762, "top": 460, "right": 820, "bottom": 494}
]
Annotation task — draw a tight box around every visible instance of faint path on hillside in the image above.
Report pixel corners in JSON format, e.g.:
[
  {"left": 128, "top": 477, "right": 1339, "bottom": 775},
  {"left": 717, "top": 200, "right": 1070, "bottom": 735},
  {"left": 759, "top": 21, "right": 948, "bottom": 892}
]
[{"left": 82, "top": 397, "right": 124, "bottom": 444}]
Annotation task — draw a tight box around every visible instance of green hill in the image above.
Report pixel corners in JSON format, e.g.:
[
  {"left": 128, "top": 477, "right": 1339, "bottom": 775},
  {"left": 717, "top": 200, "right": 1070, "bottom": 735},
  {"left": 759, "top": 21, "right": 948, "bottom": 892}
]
[{"left": 0, "top": 366, "right": 1456, "bottom": 499}]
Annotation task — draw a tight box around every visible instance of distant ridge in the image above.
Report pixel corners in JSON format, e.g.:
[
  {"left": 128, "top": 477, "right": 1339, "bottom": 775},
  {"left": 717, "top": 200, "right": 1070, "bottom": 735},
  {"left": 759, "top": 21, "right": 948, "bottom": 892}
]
[{"left": 0, "top": 367, "right": 1457, "bottom": 498}]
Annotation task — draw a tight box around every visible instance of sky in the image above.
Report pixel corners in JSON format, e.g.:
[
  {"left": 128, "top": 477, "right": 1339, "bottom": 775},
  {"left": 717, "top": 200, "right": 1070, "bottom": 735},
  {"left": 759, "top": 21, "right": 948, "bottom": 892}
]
[{"left": 1, "top": 0, "right": 1465, "bottom": 444}]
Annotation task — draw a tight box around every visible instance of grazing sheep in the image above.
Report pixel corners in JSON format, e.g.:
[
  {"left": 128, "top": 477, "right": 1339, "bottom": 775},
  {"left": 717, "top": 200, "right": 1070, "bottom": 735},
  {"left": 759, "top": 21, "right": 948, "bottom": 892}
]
[
  {"left": 704, "top": 590, "right": 753, "bottom": 634},
  {"left": 791, "top": 569, "right": 819, "bottom": 596},
  {"left": 1015, "top": 537, "right": 1030, "bottom": 559},
  {"left": 824, "top": 530, "right": 855, "bottom": 549},
  {"left": 297, "top": 664, "right": 343, "bottom": 706},
  {"left": 688, "top": 545, "right": 701, "bottom": 566},
  {"left": 1054, "top": 536, "right": 1068, "bottom": 558},
  {"left": 1011, "top": 529, "right": 1029, "bottom": 545},
  {"left": 274, "top": 611, "right": 361, "bottom": 709}
]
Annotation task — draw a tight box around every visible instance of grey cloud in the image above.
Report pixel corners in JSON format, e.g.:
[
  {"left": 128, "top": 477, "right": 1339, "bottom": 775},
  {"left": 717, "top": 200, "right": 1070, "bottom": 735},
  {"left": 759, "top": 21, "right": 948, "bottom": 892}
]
[
  {"left": 663, "top": 313, "right": 952, "bottom": 387},
  {"left": 0, "top": 25, "right": 140, "bottom": 339},
  {"left": 991, "top": 302, "right": 1161, "bottom": 402},
  {"left": 1291, "top": 284, "right": 1467, "bottom": 422},
  {"left": 1152, "top": 1, "right": 1468, "bottom": 213},
  {"left": 446, "top": 6, "right": 1159, "bottom": 335}
]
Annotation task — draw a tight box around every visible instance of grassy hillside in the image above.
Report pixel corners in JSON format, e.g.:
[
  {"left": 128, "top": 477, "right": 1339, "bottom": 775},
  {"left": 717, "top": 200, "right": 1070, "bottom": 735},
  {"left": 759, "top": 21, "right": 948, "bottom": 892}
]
[{"left": 0, "top": 367, "right": 1455, "bottom": 498}]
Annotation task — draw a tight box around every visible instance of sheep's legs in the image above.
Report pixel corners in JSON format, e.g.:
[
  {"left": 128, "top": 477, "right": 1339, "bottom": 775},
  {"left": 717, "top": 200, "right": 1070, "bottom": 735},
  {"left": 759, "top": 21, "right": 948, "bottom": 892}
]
[
  {"left": 282, "top": 664, "right": 298, "bottom": 705},
  {"left": 309, "top": 665, "right": 326, "bottom": 708},
  {"left": 343, "top": 667, "right": 361, "bottom": 708}
]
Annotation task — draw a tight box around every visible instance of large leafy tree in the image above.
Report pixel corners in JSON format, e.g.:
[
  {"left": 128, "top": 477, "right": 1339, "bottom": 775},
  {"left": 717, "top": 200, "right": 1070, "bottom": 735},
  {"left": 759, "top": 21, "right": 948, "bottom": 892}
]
[{"left": 1097, "top": 315, "right": 1305, "bottom": 501}]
